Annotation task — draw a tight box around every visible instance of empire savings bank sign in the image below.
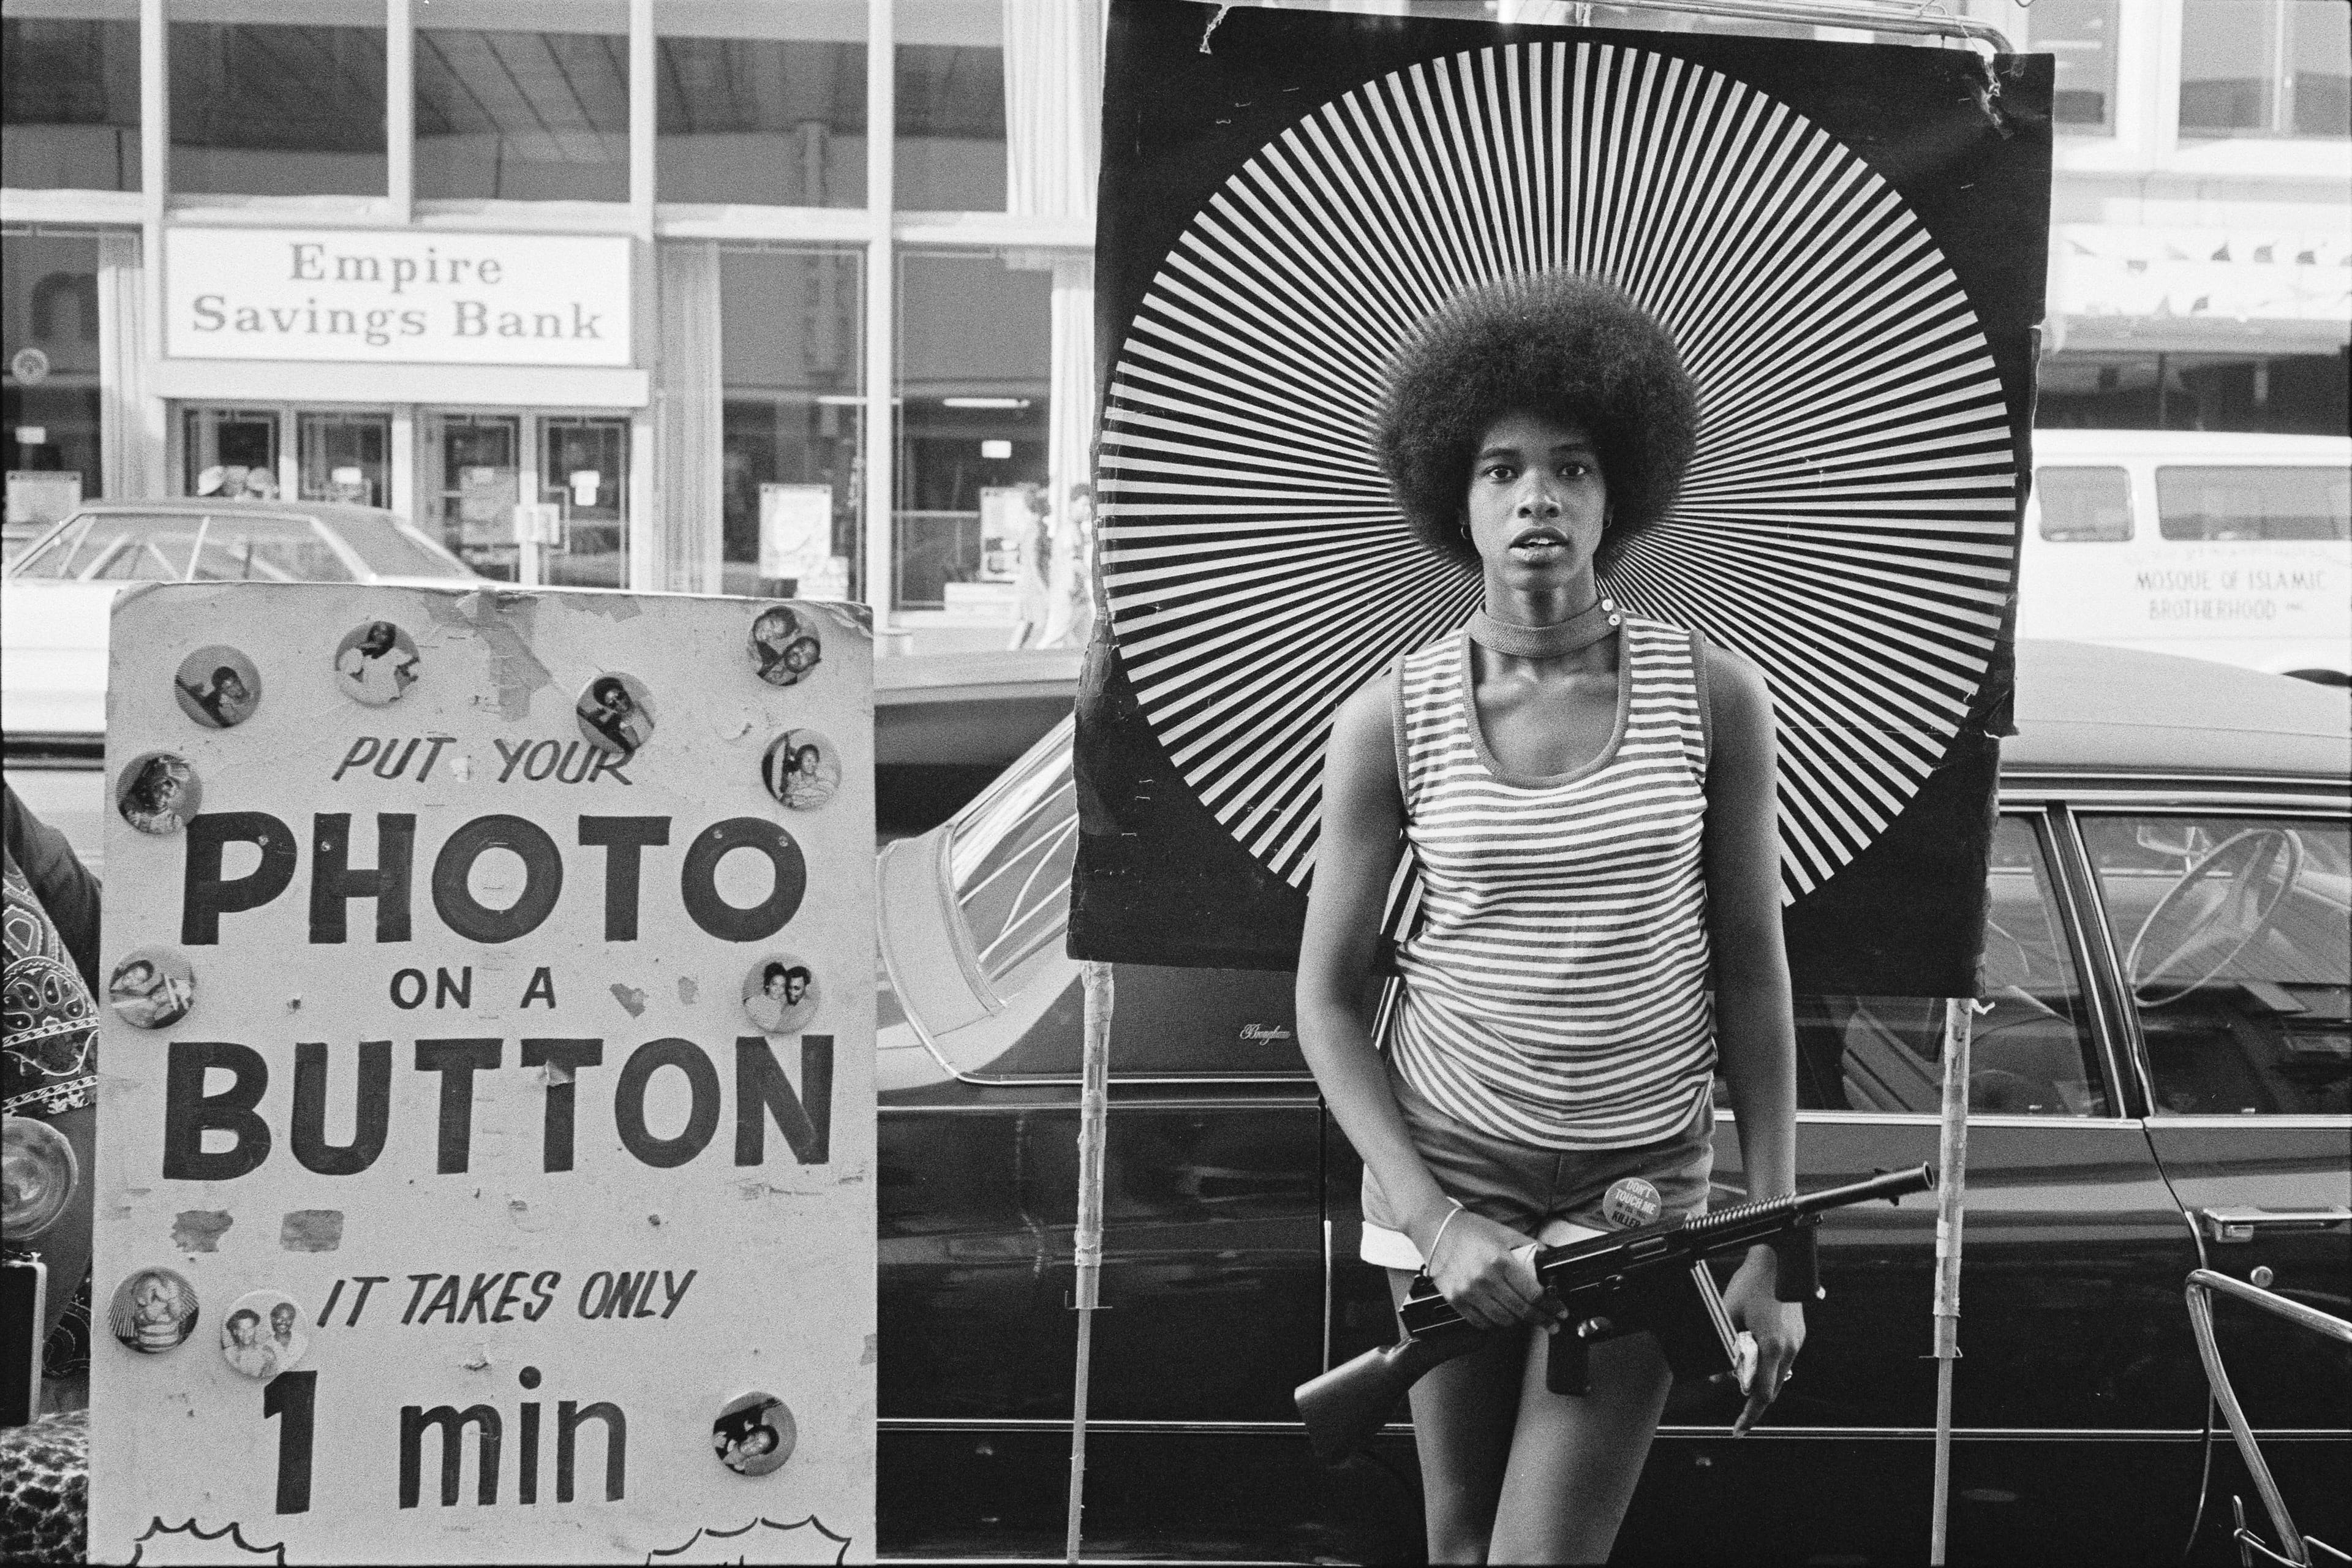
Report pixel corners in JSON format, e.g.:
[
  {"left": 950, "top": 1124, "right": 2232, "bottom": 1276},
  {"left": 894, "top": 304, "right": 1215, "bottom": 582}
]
[{"left": 164, "top": 227, "right": 632, "bottom": 368}]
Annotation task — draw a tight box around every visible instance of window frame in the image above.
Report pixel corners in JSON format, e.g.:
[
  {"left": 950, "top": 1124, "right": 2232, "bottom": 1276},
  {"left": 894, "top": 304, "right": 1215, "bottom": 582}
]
[{"left": 2057, "top": 797, "right": 2352, "bottom": 1123}]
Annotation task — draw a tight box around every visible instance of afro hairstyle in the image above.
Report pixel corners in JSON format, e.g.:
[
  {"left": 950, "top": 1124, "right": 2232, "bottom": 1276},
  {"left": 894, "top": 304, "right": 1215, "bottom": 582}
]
[{"left": 1374, "top": 272, "right": 1698, "bottom": 573}]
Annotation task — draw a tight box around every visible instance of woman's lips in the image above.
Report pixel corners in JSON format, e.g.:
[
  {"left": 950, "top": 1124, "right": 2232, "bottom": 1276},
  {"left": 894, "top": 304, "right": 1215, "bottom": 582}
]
[{"left": 1509, "top": 527, "right": 1570, "bottom": 561}]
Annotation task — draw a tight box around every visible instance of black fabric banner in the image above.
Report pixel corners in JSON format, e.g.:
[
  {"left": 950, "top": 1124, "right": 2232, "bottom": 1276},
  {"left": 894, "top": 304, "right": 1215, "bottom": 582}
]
[{"left": 1072, "top": 0, "right": 2051, "bottom": 996}]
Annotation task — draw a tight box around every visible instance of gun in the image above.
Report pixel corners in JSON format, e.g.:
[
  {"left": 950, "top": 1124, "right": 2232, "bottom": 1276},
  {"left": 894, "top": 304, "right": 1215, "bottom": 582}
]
[{"left": 1295, "top": 1163, "right": 1934, "bottom": 1461}]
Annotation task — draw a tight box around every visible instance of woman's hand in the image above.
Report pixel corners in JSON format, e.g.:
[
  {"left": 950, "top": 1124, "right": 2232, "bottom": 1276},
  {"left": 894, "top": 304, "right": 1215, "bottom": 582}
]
[
  {"left": 1722, "top": 1246, "right": 1805, "bottom": 1435},
  {"left": 1420, "top": 1207, "right": 1561, "bottom": 1332}
]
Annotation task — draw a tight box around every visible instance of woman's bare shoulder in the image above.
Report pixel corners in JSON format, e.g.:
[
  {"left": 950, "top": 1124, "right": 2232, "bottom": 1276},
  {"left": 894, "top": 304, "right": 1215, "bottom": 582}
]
[{"left": 1699, "top": 639, "right": 1773, "bottom": 731}]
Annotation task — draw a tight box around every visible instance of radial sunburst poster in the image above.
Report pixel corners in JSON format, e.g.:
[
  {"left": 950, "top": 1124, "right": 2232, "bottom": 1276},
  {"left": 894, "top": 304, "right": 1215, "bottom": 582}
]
[{"left": 1071, "top": 0, "right": 2052, "bottom": 995}]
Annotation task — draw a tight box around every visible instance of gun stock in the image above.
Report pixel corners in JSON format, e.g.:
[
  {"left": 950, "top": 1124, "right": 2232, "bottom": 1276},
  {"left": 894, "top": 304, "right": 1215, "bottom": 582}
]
[{"left": 1295, "top": 1328, "right": 1474, "bottom": 1462}]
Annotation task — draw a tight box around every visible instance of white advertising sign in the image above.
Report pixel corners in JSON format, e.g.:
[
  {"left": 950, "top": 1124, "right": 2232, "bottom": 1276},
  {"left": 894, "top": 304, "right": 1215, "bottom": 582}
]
[
  {"left": 164, "top": 228, "right": 634, "bottom": 367},
  {"left": 92, "top": 584, "right": 874, "bottom": 1563},
  {"left": 758, "top": 484, "right": 834, "bottom": 586}
]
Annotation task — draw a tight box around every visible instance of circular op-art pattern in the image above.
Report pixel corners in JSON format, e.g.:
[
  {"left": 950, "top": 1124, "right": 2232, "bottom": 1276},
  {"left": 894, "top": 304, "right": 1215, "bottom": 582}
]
[{"left": 1097, "top": 40, "right": 2017, "bottom": 904}]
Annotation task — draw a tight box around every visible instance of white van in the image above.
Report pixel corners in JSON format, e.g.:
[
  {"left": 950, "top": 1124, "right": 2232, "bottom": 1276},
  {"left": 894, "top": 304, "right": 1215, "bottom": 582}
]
[{"left": 2019, "top": 431, "right": 2350, "bottom": 685}]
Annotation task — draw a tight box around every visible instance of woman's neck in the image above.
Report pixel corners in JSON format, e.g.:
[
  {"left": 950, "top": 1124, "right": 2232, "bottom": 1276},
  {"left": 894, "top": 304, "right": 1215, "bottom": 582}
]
[{"left": 1482, "top": 566, "right": 1600, "bottom": 627}]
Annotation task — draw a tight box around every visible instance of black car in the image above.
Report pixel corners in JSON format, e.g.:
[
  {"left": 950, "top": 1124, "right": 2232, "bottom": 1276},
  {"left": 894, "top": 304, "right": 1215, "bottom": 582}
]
[{"left": 873, "top": 640, "right": 2350, "bottom": 1564}]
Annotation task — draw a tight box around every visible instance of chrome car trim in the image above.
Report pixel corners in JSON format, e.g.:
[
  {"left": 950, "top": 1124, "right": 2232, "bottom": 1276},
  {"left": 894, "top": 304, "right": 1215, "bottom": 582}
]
[
  {"left": 880, "top": 1093, "right": 1325, "bottom": 1115},
  {"left": 1752, "top": 1110, "right": 2149, "bottom": 1129},
  {"left": 2199, "top": 1207, "right": 2352, "bottom": 1243},
  {"left": 2032, "top": 805, "right": 2139, "bottom": 1118},
  {"left": 2154, "top": 1115, "right": 2352, "bottom": 1130},
  {"left": 2054, "top": 804, "right": 2160, "bottom": 1115},
  {"left": 2004, "top": 776, "right": 2350, "bottom": 810},
  {"left": 875, "top": 1417, "right": 2219, "bottom": 1442}
]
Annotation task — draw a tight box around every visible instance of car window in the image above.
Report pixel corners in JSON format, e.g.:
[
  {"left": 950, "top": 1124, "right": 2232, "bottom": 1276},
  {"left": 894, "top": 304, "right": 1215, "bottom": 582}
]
[
  {"left": 328, "top": 513, "right": 475, "bottom": 579},
  {"left": 1779, "top": 816, "right": 2110, "bottom": 1117},
  {"left": 948, "top": 715, "right": 1078, "bottom": 994},
  {"left": 10, "top": 514, "right": 99, "bottom": 577},
  {"left": 189, "top": 516, "right": 355, "bottom": 583},
  {"left": 14, "top": 513, "right": 205, "bottom": 581},
  {"left": 2037, "top": 466, "right": 2132, "bottom": 541},
  {"left": 88, "top": 515, "right": 207, "bottom": 581},
  {"left": 2156, "top": 465, "right": 2351, "bottom": 541},
  {"left": 2082, "top": 815, "right": 2350, "bottom": 1116}
]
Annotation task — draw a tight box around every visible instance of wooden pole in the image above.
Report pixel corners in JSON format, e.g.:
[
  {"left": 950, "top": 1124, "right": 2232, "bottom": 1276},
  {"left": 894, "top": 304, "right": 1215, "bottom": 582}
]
[
  {"left": 1929, "top": 997, "right": 1978, "bottom": 1566},
  {"left": 1065, "top": 961, "right": 1114, "bottom": 1564}
]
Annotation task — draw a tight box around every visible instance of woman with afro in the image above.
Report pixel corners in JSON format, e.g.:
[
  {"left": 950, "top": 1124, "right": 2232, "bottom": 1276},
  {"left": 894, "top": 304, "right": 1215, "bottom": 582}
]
[{"left": 1295, "top": 273, "right": 1803, "bottom": 1562}]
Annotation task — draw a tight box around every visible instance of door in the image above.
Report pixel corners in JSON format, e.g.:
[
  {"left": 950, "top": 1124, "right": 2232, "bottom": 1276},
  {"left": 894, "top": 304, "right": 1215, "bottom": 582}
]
[
  {"left": 421, "top": 411, "right": 522, "bottom": 580},
  {"left": 539, "top": 415, "right": 628, "bottom": 588},
  {"left": 2076, "top": 807, "right": 2352, "bottom": 1553},
  {"left": 296, "top": 409, "right": 391, "bottom": 508}
]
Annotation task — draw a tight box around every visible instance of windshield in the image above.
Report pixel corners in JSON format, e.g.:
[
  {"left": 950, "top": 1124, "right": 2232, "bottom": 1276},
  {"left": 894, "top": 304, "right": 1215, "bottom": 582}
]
[
  {"left": 189, "top": 516, "right": 355, "bottom": 582},
  {"left": 945, "top": 715, "right": 1078, "bottom": 989},
  {"left": 328, "top": 513, "right": 474, "bottom": 578},
  {"left": 13, "top": 513, "right": 203, "bottom": 581}
]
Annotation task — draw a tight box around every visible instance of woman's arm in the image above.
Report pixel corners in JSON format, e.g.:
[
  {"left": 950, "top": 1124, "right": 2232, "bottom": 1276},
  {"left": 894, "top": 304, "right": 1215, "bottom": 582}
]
[
  {"left": 1295, "top": 681, "right": 1549, "bottom": 1330},
  {"left": 1699, "top": 645, "right": 1806, "bottom": 1432}
]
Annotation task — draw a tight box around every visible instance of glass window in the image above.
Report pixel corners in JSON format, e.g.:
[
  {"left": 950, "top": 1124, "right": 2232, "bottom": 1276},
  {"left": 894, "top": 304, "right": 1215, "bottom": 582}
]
[
  {"left": 180, "top": 405, "right": 281, "bottom": 498},
  {"left": 1787, "top": 817, "right": 2109, "bottom": 1117},
  {"left": 297, "top": 409, "right": 390, "bottom": 508},
  {"left": 187, "top": 514, "right": 355, "bottom": 582},
  {"left": 2029, "top": 0, "right": 2118, "bottom": 134},
  {"left": 721, "top": 246, "right": 865, "bottom": 598},
  {"left": 895, "top": 249, "right": 1049, "bottom": 611},
  {"left": 318, "top": 512, "right": 472, "bottom": 579},
  {"left": 2180, "top": 0, "right": 2351, "bottom": 140},
  {"left": 2037, "top": 466, "right": 2132, "bottom": 542},
  {"left": 897, "top": 0, "right": 1005, "bottom": 211},
  {"left": 417, "top": 0, "right": 629, "bottom": 202},
  {"left": 10, "top": 510, "right": 99, "bottom": 575},
  {"left": 1, "top": 0, "right": 140, "bottom": 191},
  {"left": 656, "top": 0, "right": 867, "bottom": 206},
  {"left": 2157, "top": 466, "right": 2351, "bottom": 541},
  {"left": 1, "top": 234, "right": 104, "bottom": 512},
  {"left": 168, "top": 0, "right": 387, "bottom": 197},
  {"left": 2035, "top": 352, "right": 2352, "bottom": 438},
  {"left": 540, "top": 413, "right": 628, "bottom": 587},
  {"left": 2084, "top": 815, "right": 2351, "bottom": 1116}
]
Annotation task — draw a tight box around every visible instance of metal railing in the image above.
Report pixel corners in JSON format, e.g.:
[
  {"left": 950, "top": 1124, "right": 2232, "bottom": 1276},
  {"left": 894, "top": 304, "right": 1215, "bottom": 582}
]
[{"left": 2184, "top": 1269, "right": 2352, "bottom": 1568}]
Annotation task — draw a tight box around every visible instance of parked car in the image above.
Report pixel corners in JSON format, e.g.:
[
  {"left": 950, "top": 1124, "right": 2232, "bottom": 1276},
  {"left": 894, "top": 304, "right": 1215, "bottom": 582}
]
[
  {"left": 873, "top": 639, "right": 2349, "bottom": 1564},
  {"left": 0, "top": 499, "right": 480, "bottom": 741},
  {"left": 2021, "top": 431, "right": 2351, "bottom": 686}
]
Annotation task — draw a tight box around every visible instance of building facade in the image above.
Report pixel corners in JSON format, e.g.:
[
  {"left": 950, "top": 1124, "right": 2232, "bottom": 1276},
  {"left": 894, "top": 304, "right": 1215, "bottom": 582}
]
[{"left": 4, "top": 0, "right": 2345, "bottom": 637}]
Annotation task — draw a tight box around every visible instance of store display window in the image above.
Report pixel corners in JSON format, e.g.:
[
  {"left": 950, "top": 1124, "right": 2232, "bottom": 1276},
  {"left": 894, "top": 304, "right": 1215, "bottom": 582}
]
[
  {"left": 657, "top": 0, "right": 867, "bottom": 208},
  {"left": 168, "top": 0, "right": 387, "bottom": 197},
  {"left": 417, "top": 0, "right": 629, "bottom": 203},
  {"left": 896, "top": 0, "right": 1005, "bottom": 212},
  {"left": 1, "top": 0, "right": 140, "bottom": 191},
  {"left": 722, "top": 247, "right": 866, "bottom": 599},
  {"left": 2, "top": 233, "right": 104, "bottom": 539}
]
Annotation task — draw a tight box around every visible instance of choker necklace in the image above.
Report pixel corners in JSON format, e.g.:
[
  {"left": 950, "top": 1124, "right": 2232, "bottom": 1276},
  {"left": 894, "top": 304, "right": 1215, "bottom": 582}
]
[{"left": 1467, "top": 595, "right": 1621, "bottom": 658}]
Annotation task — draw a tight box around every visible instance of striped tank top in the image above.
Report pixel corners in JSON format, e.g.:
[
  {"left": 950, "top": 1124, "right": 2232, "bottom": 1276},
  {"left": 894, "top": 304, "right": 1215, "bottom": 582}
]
[{"left": 1389, "top": 616, "right": 1715, "bottom": 1150}]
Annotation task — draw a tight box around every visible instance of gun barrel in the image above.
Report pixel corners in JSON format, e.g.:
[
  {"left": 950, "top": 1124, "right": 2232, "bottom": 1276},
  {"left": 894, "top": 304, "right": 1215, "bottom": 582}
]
[{"left": 1683, "top": 1163, "right": 1934, "bottom": 1242}]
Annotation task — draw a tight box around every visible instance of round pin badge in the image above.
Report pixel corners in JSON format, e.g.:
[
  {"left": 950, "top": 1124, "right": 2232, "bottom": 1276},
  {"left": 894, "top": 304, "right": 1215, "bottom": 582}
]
[
  {"left": 109, "top": 1267, "right": 199, "bottom": 1355},
  {"left": 760, "top": 728, "right": 840, "bottom": 811},
  {"left": 1, "top": 1115, "right": 79, "bottom": 1239},
  {"left": 107, "top": 947, "right": 197, "bottom": 1030},
  {"left": 334, "top": 620, "right": 421, "bottom": 707},
  {"left": 173, "top": 646, "right": 263, "bottom": 728},
  {"left": 1602, "top": 1177, "right": 1663, "bottom": 1231},
  {"left": 115, "top": 752, "right": 200, "bottom": 835},
  {"left": 748, "top": 605, "right": 823, "bottom": 688},
  {"left": 741, "top": 955, "right": 820, "bottom": 1036},
  {"left": 220, "top": 1287, "right": 309, "bottom": 1381},
  {"left": 576, "top": 672, "right": 655, "bottom": 760},
  {"left": 712, "top": 1392, "right": 797, "bottom": 1477}
]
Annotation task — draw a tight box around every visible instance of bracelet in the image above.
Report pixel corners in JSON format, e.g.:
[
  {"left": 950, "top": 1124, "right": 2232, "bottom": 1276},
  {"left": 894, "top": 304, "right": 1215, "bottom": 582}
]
[{"left": 1423, "top": 1200, "right": 1467, "bottom": 1271}]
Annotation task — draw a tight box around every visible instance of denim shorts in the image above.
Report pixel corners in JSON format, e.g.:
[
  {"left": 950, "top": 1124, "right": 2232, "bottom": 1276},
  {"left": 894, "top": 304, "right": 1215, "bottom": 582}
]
[{"left": 1359, "top": 1068, "right": 1716, "bottom": 1270}]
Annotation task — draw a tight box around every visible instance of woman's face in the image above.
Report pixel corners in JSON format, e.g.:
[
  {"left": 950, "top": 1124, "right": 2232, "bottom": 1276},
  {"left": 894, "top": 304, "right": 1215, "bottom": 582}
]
[
  {"left": 1463, "top": 409, "right": 1608, "bottom": 592},
  {"left": 764, "top": 973, "right": 788, "bottom": 1000},
  {"left": 783, "top": 639, "right": 817, "bottom": 673}
]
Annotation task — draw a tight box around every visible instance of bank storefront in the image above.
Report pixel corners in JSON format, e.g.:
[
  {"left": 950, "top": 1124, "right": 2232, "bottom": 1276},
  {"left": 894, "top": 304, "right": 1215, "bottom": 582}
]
[{"left": 2, "top": 0, "right": 1096, "bottom": 646}]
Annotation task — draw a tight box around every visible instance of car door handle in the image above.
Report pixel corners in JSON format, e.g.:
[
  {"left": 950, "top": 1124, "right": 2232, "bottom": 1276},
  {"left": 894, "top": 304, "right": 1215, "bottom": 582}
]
[{"left": 2199, "top": 1207, "right": 2352, "bottom": 1243}]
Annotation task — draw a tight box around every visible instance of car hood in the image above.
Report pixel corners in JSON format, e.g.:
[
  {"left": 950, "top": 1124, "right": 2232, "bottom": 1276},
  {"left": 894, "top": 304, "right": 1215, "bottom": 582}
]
[{"left": 1, "top": 579, "right": 118, "bottom": 736}]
